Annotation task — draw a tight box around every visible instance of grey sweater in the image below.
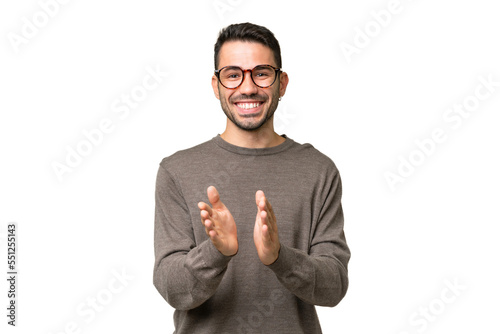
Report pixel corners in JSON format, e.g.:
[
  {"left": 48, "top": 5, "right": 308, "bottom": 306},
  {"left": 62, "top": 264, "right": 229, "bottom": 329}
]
[{"left": 153, "top": 135, "right": 350, "bottom": 334}]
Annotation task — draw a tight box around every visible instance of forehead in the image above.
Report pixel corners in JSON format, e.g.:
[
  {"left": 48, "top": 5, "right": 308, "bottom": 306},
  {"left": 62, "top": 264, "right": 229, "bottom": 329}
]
[{"left": 218, "top": 41, "right": 276, "bottom": 68}]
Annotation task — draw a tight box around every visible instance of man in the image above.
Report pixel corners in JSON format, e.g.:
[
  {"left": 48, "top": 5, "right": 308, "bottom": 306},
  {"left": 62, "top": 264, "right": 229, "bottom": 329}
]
[{"left": 153, "top": 22, "right": 350, "bottom": 333}]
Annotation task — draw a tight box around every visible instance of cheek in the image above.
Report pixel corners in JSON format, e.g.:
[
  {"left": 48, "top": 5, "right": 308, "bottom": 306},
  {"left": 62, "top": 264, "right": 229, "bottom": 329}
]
[
  {"left": 219, "top": 91, "right": 227, "bottom": 103},
  {"left": 224, "top": 91, "right": 238, "bottom": 104},
  {"left": 270, "top": 87, "right": 280, "bottom": 100}
]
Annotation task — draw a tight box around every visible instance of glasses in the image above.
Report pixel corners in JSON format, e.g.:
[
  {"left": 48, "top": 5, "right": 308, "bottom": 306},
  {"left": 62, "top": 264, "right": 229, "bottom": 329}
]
[{"left": 215, "top": 64, "right": 281, "bottom": 89}]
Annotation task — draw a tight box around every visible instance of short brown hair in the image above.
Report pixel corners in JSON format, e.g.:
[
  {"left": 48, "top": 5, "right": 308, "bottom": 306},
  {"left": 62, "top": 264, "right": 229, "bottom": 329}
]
[{"left": 214, "top": 22, "right": 282, "bottom": 70}]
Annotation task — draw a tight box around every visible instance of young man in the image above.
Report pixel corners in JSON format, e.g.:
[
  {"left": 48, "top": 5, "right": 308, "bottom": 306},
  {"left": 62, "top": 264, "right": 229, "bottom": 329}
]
[{"left": 153, "top": 22, "right": 350, "bottom": 333}]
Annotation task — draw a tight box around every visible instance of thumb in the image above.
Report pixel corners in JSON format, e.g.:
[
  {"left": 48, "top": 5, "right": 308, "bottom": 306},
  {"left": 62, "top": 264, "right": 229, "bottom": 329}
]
[{"left": 207, "top": 186, "right": 226, "bottom": 210}]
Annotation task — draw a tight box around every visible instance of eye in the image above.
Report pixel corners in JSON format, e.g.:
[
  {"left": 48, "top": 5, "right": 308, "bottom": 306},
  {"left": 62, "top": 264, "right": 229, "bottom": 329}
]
[
  {"left": 221, "top": 68, "right": 242, "bottom": 80},
  {"left": 255, "top": 72, "right": 269, "bottom": 77},
  {"left": 253, "top": 67, "right": 274, "bottom": 79}
]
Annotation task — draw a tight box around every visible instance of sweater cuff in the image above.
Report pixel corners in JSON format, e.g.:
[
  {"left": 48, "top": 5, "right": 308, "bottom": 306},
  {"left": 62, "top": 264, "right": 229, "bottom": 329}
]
[
  {"left": 266, "top": 243, "right": 293, "bottom": 275},
  {"left": 201, "top": 239, "right": 235, "bottom": 269}
]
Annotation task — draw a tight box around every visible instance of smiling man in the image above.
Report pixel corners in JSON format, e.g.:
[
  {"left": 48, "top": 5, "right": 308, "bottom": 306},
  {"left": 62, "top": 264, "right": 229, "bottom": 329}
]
[{"left": 153, "top": 23, "right": 350, "bottom": 333}]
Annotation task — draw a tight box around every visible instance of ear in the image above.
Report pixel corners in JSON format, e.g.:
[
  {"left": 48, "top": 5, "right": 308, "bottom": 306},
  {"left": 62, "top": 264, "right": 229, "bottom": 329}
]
[
  {"left": 278, "top": 71, "right": 289, "bottom": 99},
  {"left": 212, "top": 75, "right": 220, "bottom": 100}
]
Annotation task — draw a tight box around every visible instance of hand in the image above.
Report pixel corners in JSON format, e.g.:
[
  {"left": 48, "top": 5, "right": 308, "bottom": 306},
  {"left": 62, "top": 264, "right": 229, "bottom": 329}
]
[
  {"left": 198, "top": 186, "right": 238, "bottom": 256},
  {"left": 253, "top": 190, "right": 280, "bottom": 265}
]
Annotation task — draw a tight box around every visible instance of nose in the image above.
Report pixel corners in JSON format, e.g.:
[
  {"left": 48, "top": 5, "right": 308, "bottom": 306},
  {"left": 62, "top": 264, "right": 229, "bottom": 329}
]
[{"left": 237, "top": 70, "right": 259, "bottom": 95}]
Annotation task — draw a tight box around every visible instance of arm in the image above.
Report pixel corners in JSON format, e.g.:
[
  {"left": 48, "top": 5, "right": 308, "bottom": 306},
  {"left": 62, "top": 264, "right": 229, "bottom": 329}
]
[
  {"left": 256, "top": 170, "right": 350, "bottom": 307},
  {"left": 153, "top": 164, "right": 234, "bottom": 310}
]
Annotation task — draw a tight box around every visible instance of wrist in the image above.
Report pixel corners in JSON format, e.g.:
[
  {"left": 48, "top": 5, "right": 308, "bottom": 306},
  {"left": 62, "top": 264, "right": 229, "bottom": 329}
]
[{"left": 265, "top": 244, "right": 281, "bottom": 266}]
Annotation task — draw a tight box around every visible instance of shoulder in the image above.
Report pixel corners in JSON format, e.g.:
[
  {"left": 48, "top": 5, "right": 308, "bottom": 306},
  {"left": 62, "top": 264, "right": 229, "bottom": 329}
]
[
  {"left": 286, "top": 138, "right": 340, "bottom": 176},
  {"left": 158, "top": 137, "right": 215, "bottom": 173}
]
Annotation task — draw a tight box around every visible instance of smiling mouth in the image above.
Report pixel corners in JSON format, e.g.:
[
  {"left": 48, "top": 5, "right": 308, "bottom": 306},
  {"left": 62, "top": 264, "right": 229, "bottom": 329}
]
[
  {"left": 234, "top": 101, "right": 264, "bottom": 116},
  {"left": 235, "top": 102, "right": 263, "bottom": 109}
]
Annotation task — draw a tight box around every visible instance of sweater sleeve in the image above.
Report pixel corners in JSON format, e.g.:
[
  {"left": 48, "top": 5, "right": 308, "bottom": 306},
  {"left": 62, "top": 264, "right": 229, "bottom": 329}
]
[
  {"left": 153, "top": 163, "right": 233, "bottom": 310},
  {"left": 267, "top": 168, "right": 350, "bottom": 307}
]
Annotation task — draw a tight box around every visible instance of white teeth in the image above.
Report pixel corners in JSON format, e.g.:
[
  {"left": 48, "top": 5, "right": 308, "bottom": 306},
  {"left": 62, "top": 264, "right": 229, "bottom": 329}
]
[{"left": 236, "top": 102, "right": 260, "bottom": 109}]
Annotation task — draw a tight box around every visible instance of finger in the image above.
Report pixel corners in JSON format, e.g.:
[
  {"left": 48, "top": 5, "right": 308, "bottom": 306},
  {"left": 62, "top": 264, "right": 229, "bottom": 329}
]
[
  {"left": 198, "top": 204, "right": 213, "bottom": 228},
  {"left": 260, "top": 210, "right": 267, "bottom": 226},
  {"left": 255, "top": 190, "right": 265, "bottom": 206},
  {"left": 256, "top": 191, "right": 274, "bottom": 216},
  {"left": 261, "top": 208, "right": 278, "bottom": 238},
  {"left": 258, "top": 194, "right": 276, "bottom": 229},
  {"left": 258, "top": 198, "right": 274, "bottom": 226},
  {"left": 260, "top": 210, "right": 272, "bottom": 233},
  {"left": 257, "top": 194, "right": 267, "bottom": 216},
  {"left": 200, "top": 210, "right": 210, "bottom": 220},
  {"left": 264, "top": 197, "right": 275, "bottom": 219},
  {"left": 198, "top": 202, "right": 213, "bottom": 216},
  {"left": 199, "top": 205, "right": 206, "bottom": 225},
  {"left": 204, "top": 218, "right": 217, "bottom": 238},
  {"left": 261, "top": 219, "right": 271, "bottom": 243},
  {"left": 265, "top": 201, "right": 277, "bottom": 232},
  {"left": 258, "top": 198, "right": 265, "bottom": 211},
  {"left": 204, "top": 218, "right": 214, "bottom": 230},
  {"left": 256, "top": 193, "right": 273, "bottom": 215},
  {"left": 207, "top": 186, "right": 226, "bottom": 210}
]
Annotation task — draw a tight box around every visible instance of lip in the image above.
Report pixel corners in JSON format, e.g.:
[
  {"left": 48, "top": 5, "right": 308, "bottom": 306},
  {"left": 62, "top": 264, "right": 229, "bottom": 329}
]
[{"left": 233, "top": 100, "right": 264, "bottom": 115}]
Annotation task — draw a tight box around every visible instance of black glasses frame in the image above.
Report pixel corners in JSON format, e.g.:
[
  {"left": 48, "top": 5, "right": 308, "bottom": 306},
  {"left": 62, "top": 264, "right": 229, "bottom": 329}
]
[{"left": 214, "top": 64, "right": 281, "bottom": 89}]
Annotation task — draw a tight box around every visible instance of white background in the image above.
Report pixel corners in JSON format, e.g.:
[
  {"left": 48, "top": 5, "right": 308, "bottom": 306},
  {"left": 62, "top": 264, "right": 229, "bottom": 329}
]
[{"left": 1, "top": 0, "right": 499, "bottom": 333}]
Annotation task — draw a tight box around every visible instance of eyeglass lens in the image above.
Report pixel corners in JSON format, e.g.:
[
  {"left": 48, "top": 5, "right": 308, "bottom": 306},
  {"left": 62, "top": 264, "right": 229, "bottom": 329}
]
[{"left": 219, "top": 65, "right": 276, "bottom": 88}]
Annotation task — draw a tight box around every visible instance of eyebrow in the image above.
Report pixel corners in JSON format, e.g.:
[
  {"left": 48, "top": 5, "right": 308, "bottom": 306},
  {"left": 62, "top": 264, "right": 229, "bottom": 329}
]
[{"left": 221, "top": 64, "right": 274, "bottom": 70}]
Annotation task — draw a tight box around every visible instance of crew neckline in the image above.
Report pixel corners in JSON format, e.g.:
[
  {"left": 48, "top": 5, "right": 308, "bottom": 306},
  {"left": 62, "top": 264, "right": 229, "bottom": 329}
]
[{"left": 212, "top": 134, "right": 294, "bottom": 156}]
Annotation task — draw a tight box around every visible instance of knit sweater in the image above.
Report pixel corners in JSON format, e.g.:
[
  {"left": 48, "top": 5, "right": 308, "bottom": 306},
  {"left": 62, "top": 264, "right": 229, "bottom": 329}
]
[{"left": 153, "top": 134, "right": 350, "bottom": 334}]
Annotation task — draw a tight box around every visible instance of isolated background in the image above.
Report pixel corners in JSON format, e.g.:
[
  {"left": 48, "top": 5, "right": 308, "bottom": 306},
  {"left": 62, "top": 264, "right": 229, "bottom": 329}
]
[{"left": 1, "top": 0, "right": 499, "bottom": 333}]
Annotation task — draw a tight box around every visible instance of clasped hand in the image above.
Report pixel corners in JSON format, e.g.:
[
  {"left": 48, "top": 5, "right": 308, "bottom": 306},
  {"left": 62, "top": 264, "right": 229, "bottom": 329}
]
[{"left": 198, "top": 186, "right": 280, "bottom": 265}]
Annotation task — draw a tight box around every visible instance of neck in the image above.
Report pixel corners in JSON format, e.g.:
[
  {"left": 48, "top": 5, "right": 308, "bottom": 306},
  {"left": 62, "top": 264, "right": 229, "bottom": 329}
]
[{"left": 220, "top": 118, "right": 285, "bottom": 148}]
